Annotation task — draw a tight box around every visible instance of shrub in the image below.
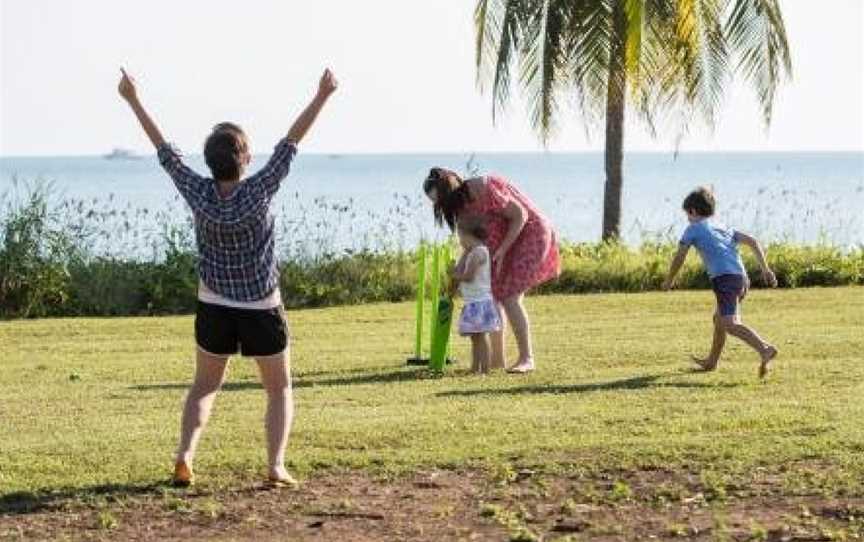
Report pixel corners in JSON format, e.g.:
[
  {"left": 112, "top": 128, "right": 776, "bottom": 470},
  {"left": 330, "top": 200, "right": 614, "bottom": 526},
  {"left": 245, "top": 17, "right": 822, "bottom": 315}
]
[{"left": 1, "top": 182, "right": 861, "bottom": 319}]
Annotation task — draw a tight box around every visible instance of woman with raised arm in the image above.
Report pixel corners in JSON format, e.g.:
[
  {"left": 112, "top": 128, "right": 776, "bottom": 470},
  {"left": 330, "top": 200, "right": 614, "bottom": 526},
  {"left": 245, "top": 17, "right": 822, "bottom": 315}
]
[{"left": 119, "top": 67, "right": 338, "bottom": 487}]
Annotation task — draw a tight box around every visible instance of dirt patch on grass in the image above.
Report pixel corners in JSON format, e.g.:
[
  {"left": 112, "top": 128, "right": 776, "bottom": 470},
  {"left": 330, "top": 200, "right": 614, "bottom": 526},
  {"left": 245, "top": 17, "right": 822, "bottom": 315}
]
[{"left": 2, "top": 468, "right": 863, "bottom": 541}]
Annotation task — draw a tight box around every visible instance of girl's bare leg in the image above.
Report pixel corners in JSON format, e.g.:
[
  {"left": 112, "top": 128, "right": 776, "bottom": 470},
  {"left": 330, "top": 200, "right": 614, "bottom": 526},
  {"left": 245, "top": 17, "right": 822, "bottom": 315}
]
[
  {"left": 470, "top": 333, "right": 491, "bottom": 374},
  {"left": 255, "top": 349, "right": 294, "bottom": 482}
]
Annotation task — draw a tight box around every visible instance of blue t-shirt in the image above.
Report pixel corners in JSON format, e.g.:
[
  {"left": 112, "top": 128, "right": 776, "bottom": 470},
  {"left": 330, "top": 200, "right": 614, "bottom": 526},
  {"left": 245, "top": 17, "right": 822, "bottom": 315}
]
[{"left": 679, "top": 220, "right": 745, "bottom": 278}]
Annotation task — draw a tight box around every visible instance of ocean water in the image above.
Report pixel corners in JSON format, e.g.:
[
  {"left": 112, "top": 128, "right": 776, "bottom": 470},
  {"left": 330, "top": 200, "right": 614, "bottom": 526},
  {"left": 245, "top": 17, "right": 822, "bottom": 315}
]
[{"left": 1, "top": 151, "right": 862, "bottom": 255}]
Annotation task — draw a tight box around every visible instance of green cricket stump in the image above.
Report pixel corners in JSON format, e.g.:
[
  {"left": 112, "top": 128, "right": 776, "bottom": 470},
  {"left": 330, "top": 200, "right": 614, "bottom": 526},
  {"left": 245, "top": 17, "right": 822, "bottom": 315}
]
[
  {"left": 407, "top": 244, "right": 430, "bottom": 365},
  {"left": 429, "top": 296, "right": 454, "bottom": 372},
  {"left": 406, "top": 243, "right": 457, "bottom": 368}
]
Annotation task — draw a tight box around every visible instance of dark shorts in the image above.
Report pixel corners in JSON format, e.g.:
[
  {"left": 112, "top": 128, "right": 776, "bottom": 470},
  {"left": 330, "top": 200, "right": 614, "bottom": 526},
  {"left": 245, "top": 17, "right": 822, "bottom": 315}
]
[
  {"left": 195, "top": 301, "right": 289, "bottom": 357},
  {"left": 711, "top": 274, "right": 748, "bottom": 317}
]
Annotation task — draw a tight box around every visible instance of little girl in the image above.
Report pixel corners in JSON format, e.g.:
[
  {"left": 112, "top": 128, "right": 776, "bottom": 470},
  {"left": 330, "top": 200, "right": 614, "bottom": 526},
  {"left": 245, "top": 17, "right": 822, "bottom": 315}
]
[{"left": 452, "top": 219, "right": 502, "bottom": 374}]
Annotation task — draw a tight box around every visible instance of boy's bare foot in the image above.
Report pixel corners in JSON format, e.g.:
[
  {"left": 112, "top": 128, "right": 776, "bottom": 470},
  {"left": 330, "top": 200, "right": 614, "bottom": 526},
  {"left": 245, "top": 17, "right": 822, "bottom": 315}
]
[
  {"left": 758, "top": 345, "right": 778, "bottom": 379},
  {"left": 267, "top": 466, "right": 299, "bottom": 489},
  {"left": 691, "top": 356, "right": 718, "bottom": 372},
  {"left": 171, "top": 461, "right": 193, "bottom": 487},
  {"left": 507, "top": 358, "right": 535, "bottom": 374}
]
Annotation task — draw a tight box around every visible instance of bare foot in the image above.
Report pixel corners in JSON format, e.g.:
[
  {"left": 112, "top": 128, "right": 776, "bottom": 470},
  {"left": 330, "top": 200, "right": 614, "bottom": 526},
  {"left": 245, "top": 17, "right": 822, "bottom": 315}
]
[
  {"left": 506, "top": 358, "right": 535, "bottom": 374},
  {"left": 758, "top": 345, "right": 778, "bottom": 379},
  {"left": 691, "top": 355, "right": 718, "bottom": 372}
]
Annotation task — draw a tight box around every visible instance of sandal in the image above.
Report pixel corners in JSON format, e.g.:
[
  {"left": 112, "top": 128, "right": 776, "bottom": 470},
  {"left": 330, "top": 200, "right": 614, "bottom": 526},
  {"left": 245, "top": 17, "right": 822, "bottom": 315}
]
[
  {"left": 267, "top": 473, "right": 299, "bottom": 489},
  {"left": 171, "top": 461, "right": 193, "bottom": 487}
]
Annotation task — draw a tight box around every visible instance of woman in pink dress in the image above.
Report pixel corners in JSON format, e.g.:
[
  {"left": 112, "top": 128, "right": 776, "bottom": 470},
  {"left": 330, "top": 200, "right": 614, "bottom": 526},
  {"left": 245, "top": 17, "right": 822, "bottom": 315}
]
[{"left": 424, "top": 167, "right": 560, "bottom": 373}]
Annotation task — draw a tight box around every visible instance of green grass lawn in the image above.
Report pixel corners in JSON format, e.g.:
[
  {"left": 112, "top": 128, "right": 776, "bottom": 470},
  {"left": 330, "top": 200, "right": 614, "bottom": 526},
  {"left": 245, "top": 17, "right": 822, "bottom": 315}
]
[{"left": 2, "top": 287, "right": 863, "bottom": 497}]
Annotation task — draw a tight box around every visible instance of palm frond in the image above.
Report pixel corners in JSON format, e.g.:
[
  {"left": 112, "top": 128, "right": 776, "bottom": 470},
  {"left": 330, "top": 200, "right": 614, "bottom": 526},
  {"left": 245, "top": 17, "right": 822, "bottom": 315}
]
[
  {"left": 624, "top": 0, "right": 645, "bottom": 88},
  {"left": 678, "top": 0, "right": 729, "bottom": 128},
  {"left": 475, "top": 0, "right": 492, "bottom": 88},
  {"left": 725, "top": 0, "right": 792, "bottom": 126},
  {"left": 519, "top": 0, "right": 569, "bottom": 142},
  {"left": 566, "top": 0, "right": 614, "bottom": 130},
  {"left": 475, "top": 0, "right": 527, "bottom": 122},
  {"left": 628, "top": 0, "right": 676, "bottom": 135}
]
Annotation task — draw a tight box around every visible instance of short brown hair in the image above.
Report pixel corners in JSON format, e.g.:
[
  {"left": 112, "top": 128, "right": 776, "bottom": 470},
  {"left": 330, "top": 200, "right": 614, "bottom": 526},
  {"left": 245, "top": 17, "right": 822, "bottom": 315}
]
[
  {"left": 457, "top": 216, "right": 487, "bottom": 241},
  {"left": 204, "top": 122, "right": 249, "bottom": 181},
  {"left": 682, "top": 186, "right": 716, "bottom": 217}
]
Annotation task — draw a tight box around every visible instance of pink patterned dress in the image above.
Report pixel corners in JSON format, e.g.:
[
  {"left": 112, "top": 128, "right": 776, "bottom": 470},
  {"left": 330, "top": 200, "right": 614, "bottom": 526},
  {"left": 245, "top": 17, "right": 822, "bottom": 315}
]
[{"left": 460, "top": 175, "right": 561, "bottom": 301}]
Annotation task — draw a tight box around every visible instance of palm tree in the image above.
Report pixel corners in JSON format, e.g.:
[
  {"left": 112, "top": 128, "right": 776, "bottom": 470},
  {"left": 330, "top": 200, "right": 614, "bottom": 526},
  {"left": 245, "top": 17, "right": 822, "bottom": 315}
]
[{"left": 475, "top": 0, "right": 791, "bottom": 240}]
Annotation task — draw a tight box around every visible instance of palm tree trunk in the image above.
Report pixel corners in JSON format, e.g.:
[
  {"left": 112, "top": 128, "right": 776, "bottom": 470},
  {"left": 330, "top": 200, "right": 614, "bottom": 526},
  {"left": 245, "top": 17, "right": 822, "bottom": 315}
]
[{"left": 602, "top": 1, "right": 627, "bottom": 241}]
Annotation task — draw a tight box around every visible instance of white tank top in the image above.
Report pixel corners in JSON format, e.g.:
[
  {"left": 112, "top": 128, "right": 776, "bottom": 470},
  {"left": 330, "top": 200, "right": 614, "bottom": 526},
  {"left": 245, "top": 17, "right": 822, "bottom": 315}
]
[{"left": 459, "top": 246, "right": 494, "bottom": 303}]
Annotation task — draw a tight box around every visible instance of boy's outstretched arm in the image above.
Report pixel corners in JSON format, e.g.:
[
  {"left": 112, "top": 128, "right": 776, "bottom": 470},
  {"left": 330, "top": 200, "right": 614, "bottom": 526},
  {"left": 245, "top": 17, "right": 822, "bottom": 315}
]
[
  {"left": 118, "top": 68, "right": 166, "bottom": 149},
  {"left": 735, "top": 232, "right": 778, "bottom": 287},
  {"left": 286, "top": 69, "right": 338, "bottom": 144},
  {"left": 662, "top": 244, "right": 690, "bottom": 290}
]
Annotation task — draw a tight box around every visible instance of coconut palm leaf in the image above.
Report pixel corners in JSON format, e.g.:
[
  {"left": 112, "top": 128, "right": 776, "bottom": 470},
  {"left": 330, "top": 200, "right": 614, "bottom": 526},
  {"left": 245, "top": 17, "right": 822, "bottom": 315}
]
[
  {"left": 725, "top": 0, "right": 792, "bottom": 125},
  {"left": 518, "top": 0, "right": 570, "bottom": 141},
  {"left": 557, "top": 0, "right": 614, "bottom": 133},
  {"left": 475, "top": 0, "right": 527, "bottom": 121}
]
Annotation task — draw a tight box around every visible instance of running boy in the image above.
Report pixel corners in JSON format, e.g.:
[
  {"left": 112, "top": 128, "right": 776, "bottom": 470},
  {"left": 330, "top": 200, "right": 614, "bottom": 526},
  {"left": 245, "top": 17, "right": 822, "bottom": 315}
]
[
  {"left": 662, "top": 186, "right": 779, "bottom": 378},
  {"left": 118, "top": 67, "right": 337, "bottom": 486}
]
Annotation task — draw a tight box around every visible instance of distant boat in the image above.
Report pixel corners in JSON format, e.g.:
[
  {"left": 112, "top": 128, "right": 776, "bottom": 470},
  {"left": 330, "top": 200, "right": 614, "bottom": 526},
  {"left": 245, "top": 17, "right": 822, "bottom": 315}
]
[{"left": 103, "top": 148, "right": 143, "bottom": 160}]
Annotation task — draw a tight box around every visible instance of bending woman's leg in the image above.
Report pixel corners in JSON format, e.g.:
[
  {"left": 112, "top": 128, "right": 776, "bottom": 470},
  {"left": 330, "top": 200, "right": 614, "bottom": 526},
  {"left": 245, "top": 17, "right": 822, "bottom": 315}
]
[
  {"left": 502, "top": 293, "right": 534, "bottom": 373},
  {"left": 255, "top": 349, "right": 295, "bottom": 483},
  {"left": 175, "top": 349, "right": 229, "bottom": 468}
]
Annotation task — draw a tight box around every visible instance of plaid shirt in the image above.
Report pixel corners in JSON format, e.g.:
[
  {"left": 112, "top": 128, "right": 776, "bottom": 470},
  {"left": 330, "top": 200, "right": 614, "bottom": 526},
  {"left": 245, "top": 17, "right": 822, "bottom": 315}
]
[{"left": 157, "top": 138, "right": 297, "bottom": 302}]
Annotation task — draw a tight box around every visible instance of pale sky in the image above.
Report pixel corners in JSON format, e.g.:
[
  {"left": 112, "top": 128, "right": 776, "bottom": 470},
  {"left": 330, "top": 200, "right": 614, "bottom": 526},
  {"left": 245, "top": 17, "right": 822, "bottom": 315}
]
[{"left": 1, "top": 0, "right": 862, "bottom": 156}]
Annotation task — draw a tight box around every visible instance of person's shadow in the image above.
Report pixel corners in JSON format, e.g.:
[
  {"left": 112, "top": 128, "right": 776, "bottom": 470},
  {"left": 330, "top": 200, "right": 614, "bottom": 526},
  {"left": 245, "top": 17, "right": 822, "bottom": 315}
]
[
  {"left": 1, "top": 482, "right": 165, "bottom": 516},
  {"left": 435, "top": 371, "right": 738, "bottom": 398},
  {"left": 128, "top": 366, "right": 432, "bottom": 393}
]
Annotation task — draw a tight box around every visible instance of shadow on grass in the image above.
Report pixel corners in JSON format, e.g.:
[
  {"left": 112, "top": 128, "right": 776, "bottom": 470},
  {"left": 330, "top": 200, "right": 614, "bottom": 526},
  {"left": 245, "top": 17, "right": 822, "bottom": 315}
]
[
  {"left": 129, "top": 367, "right": 430, "bottom": 392},
  {"left": 130, "top": 381, "right": 261, "bottom": 392},
  {"left": 0, "top": 482, "right": 166, "bottom": 516},
  {"left": 436, "top": 373, "right": 738, "bottom": 398}
]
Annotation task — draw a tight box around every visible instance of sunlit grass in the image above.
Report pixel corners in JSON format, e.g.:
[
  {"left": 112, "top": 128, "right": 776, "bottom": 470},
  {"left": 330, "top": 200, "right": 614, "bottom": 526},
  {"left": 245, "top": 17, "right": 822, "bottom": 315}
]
[{"left": 2, "top": 286, "right": 862, "bottom": 497}]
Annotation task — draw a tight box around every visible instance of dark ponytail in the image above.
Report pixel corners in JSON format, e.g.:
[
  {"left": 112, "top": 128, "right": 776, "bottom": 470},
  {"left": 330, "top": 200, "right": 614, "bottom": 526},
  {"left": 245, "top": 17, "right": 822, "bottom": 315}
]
[{"left": 424, "top": 167, "right": 473, "bottom": 230}]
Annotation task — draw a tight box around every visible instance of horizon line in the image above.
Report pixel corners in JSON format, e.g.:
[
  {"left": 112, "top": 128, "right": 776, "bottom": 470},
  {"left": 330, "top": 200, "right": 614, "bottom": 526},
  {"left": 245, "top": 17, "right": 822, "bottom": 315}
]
[{"left": 3, "top": 148, "right": 864, "bottom": 160}]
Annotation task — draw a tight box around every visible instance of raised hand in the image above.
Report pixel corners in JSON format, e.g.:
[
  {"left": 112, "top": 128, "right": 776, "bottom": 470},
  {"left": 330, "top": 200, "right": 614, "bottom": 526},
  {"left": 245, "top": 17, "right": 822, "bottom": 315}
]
[
  {"left": 118, "top": 68, "right": 138, "bottom": 103},
  {"left": 118, "top": 67, "right": 166, "bottom": 148},
  {"left": 317, "top": 69, "right": 338, "bottom": 98},
  {"left": 286, "top": 69, "right": 338, "bottom": 144}
]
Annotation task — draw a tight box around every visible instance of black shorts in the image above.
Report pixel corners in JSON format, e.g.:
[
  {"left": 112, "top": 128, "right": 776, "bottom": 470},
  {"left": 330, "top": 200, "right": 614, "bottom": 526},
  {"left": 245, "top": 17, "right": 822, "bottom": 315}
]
[{"left": 195, "top": 301, "right": 289, "bottom": 357}]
